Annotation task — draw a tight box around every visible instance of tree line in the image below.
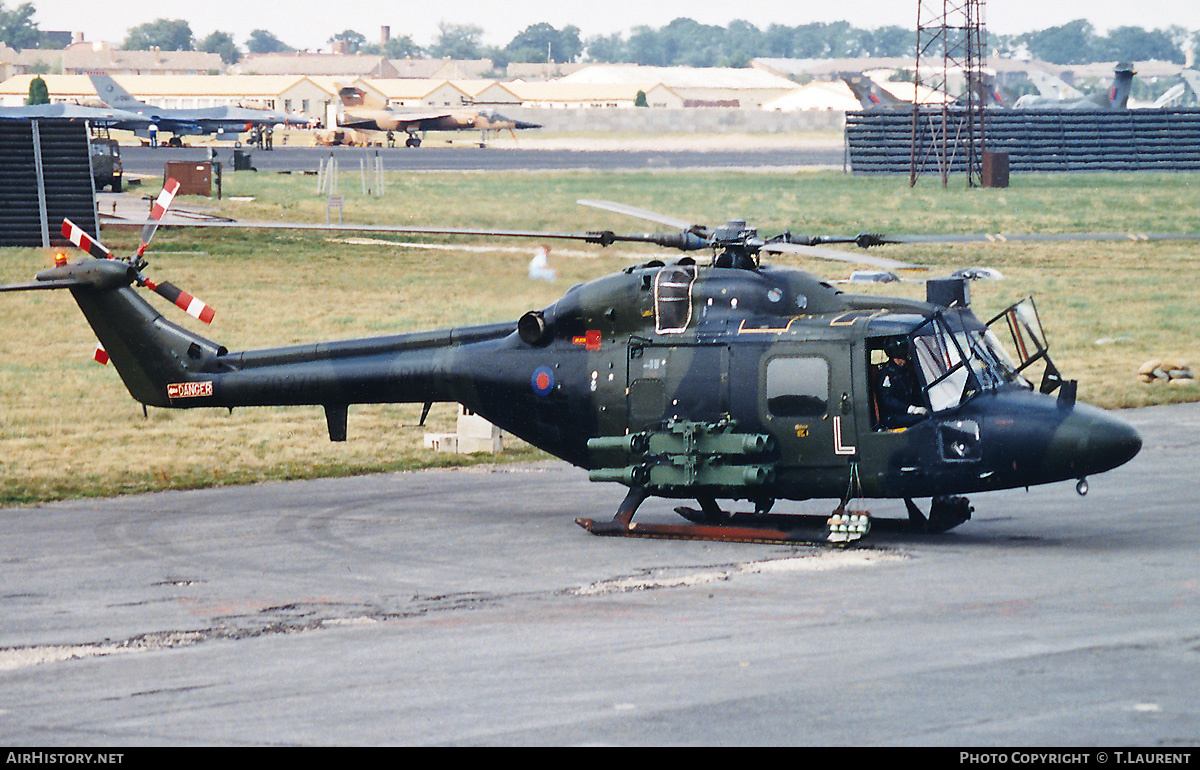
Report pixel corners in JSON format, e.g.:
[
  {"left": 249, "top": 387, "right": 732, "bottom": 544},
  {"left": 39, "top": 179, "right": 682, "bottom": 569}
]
[{"left": 2, "top": 3, "right": 1199, "bottom": 69}]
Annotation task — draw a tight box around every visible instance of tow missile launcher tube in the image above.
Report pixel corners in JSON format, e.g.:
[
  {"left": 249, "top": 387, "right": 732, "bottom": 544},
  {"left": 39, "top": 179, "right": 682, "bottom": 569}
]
[
  {"left": 586, "top": 433, "right": 650, "bottom": 455},
  {"left": 587, "top": 461, "right": 775, "bottom": 488},
  {"left": 647, "top": 431, "right": 773, "bottom": 456},
  {"left": 586, "top": 419, "right": 776, "bottom": 490},
  {"left": 588, "top": 466, "right": 650, "bottom": 485}
]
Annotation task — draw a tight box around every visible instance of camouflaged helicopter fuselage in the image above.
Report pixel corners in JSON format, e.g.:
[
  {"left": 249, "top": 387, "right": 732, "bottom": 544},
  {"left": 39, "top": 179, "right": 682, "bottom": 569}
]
[{"left": 46, "top": 255, "right": 1140, "bottom": 506}]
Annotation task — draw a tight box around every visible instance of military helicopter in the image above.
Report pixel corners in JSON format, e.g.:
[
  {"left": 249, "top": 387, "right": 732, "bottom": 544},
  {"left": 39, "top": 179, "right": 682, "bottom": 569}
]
[{"left": 0, "top": 184, "right": 1147, "bottom": 546}]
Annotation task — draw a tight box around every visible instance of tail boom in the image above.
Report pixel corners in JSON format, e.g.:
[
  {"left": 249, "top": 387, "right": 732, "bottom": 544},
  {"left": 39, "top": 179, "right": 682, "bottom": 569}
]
[
  {"left": 66, "top": 263, "right": 513, "bottom": 411},
  {"left": 9, "top": 255, "right": 520, "bottom": 441}
]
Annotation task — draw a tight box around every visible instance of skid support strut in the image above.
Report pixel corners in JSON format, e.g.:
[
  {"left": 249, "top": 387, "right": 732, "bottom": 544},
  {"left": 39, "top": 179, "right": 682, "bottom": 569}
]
[
  {"left": 905, "top": 496, "right": 973, "bottom": 533},
  {"left": 575, "top": 486, "right": 648, "bottom": 535}
]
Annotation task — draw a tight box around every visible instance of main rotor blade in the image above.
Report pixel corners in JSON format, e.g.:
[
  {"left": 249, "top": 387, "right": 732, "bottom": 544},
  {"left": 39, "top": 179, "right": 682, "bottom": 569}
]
[
  {"left": 142, "top": 219, "right": 697, "bottom": 248},
  {"left": 144, "top": 220, "right": 592, "bottom": 239},
  {"left": 142, "top": 219, "right": 1200, "bottom": 263},
  {"left": 576, "top": 199, "right": 703, "bottom": 232},
  {"left": 876, "top": 232, "right": 1200, "bottom": 245},
  {"left": 760, "top": 241, "right": 925, "bottom": 271}
]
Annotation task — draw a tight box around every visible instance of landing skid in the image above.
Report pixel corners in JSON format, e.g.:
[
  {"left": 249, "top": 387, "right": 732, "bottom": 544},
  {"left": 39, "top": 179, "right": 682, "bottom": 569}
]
[{"left": 574, "top": 488, "right": 870, "bottom": 546}]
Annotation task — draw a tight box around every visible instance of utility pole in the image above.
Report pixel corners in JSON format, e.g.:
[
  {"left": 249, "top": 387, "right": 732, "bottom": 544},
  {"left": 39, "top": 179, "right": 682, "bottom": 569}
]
[{"left": 910, "top": 0, "right": 988, "bottom": 187}]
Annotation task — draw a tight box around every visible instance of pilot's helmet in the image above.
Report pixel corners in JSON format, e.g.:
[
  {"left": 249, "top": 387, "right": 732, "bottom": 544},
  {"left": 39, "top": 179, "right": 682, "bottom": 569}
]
[{"left": 885, "top": 340, "right": 908, "bottom": 360}]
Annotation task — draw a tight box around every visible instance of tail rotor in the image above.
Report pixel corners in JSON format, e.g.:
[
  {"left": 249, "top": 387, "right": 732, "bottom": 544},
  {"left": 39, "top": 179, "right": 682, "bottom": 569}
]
[{"left": 61, "top": 178, "right": 215, "bottom": 326}]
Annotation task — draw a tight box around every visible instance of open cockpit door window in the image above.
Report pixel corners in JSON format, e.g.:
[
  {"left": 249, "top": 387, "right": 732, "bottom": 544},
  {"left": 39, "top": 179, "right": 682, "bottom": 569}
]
[
  {"left": 653, "top": 264, "right": 696, "bottom": 334},
  {"left": 986, "top": 298, "right": 1066, "bottom": 394}
]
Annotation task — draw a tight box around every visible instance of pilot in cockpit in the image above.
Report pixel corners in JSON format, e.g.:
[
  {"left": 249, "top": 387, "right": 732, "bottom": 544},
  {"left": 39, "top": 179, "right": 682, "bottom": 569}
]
[{"left": 877, "top": 339, "right": 928, "bottom": 429}]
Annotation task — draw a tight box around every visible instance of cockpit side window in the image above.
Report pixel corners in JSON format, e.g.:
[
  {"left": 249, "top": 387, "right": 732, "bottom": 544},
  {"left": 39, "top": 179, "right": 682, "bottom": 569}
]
[{"left": 654, "top": 265, "right": 696, "bottom": 334}]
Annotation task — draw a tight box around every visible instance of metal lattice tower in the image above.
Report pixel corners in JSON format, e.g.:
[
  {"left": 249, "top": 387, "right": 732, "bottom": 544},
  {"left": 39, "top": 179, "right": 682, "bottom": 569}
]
[{"left": 910, "top": 0, "right": 988, "bottom": 187}]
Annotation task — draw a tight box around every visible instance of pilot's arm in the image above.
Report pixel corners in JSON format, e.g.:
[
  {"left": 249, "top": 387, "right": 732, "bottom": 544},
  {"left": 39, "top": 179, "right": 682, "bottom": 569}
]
[{"left": 878, "top": 361, "right": 928, "bottom": 426}]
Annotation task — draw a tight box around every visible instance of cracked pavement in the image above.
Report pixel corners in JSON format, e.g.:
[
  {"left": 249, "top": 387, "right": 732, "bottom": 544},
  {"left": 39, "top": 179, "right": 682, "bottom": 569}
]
[{"left": 1, "top": 404, "right": 1199, "bottom": 745}]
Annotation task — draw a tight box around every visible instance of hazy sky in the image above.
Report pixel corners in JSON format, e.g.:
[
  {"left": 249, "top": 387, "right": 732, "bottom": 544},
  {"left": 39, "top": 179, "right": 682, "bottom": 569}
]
[{"left": 26, "top": 0, "right": 1200, "bottom": 52}]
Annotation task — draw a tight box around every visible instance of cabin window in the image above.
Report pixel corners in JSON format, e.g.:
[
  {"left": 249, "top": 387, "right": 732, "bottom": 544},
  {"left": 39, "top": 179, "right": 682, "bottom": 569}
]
[
  {"left": 653, "top": 265, "right": 696, "bottom": 334},
  {"left": 766, "top": 356, "right": 829, "bottom": 417}
]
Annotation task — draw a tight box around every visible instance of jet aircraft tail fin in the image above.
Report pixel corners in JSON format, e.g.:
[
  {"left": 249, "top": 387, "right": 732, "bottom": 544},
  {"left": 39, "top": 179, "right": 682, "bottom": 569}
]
[
  {"left": 337, "top": 85, "right": 387, "bottom": 110},
  {"left": 840, "top": 73, "right": 906, "bottom": 109},
  {"left": 1181, "top": 70, "right": 1200, "bottom": 102},
  {"left": 972, "top": 72, "right": 1014, "bottom": 108},
  {"left": 88, "top": 73, "right": 145, "bottom": 109},
  {"left": 1105, "top": 63, "right": 1136, "bottom": 109},
  {"left": 1026, "top": 70, "right": 1084, "bottom": 101}
]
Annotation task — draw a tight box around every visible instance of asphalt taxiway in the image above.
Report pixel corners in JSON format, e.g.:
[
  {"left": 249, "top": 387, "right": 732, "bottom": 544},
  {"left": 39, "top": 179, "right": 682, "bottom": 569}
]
[{"left": 0, "top": 402, "right": 1197, "bottom": 746}]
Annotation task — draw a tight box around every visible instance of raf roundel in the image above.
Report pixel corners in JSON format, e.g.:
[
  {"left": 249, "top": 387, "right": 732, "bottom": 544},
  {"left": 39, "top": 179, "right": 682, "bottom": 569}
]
[{"left": 531, "top": 366, "right": 555, "bottom": 396}]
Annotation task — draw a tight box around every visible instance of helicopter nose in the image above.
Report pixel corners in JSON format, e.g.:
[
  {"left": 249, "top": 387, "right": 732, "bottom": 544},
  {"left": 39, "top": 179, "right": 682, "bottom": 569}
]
[
  {"left": 1095, "top": 412, "right": 1142, "bottom": 471},
  {"left": 1052, "top": 405, "right": 1142, "bottom": 479},
  {"left": 513, "top": 119, "right": 542, "bottom": 130}
]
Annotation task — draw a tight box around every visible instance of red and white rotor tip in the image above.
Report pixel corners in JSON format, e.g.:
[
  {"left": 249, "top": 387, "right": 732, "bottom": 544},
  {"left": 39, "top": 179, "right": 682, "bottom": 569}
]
[
  {"left": 142, "top": 278, "right": 215, "bottom": 324},
  {"left": 61, "top": 219, "right": 111, "bottom": 260},
  {"left": 139, "top": 177, "right": 181, "bottom": 256},
  {"left": 151, "top": 178, "right": 180, "bottom": 221}
]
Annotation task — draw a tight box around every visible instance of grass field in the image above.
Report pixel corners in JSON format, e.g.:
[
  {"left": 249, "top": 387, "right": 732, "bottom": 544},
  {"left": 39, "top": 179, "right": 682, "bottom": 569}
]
[{"left": 1, "top": 169, "right": 1198, "bottom": 504}]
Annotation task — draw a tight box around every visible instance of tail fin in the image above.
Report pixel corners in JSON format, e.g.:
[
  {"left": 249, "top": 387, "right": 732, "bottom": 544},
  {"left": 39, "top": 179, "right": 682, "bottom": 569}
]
[
  {"left": 337, "top": 85, "right": 387, "bottom": 110},
  {"left": 1027, "top": 70, "right": 1084, "bottom": 100},
  {"left": 973, "top": 72, "right": 1014, "bottom": 108},
  {"left": 1106, "top": 63, "right": 1135, "bottom": 109},
  {"left": 841, "top": 73, "right": 906, "bottom": 109},
  {"left": 2, "top": 258, "right": 225, "bottom": 407},
  {"left": 1151, "top": 82, "right": 1186, "bottom": 108},
  {"left": 1181, "top": 70, "right": 1200, "bottom": 102},
  {"left": 88, "top": 73, "right": 145, "bottom": 110}
]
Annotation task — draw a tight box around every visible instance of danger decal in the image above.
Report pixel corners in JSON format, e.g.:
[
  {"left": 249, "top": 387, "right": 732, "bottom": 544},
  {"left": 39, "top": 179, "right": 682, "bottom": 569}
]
[{"left": 167, "top": 381, "right": 214, "bottom": 399}]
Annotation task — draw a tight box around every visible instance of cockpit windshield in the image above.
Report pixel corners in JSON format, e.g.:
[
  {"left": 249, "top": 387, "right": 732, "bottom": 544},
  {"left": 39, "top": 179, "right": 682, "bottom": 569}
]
[
  {"left": 908, "top": 313, "right": 1032, "bottom": 413},
  {"left": 911, "top": 320, "right": 970, "bottom": 412}
]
